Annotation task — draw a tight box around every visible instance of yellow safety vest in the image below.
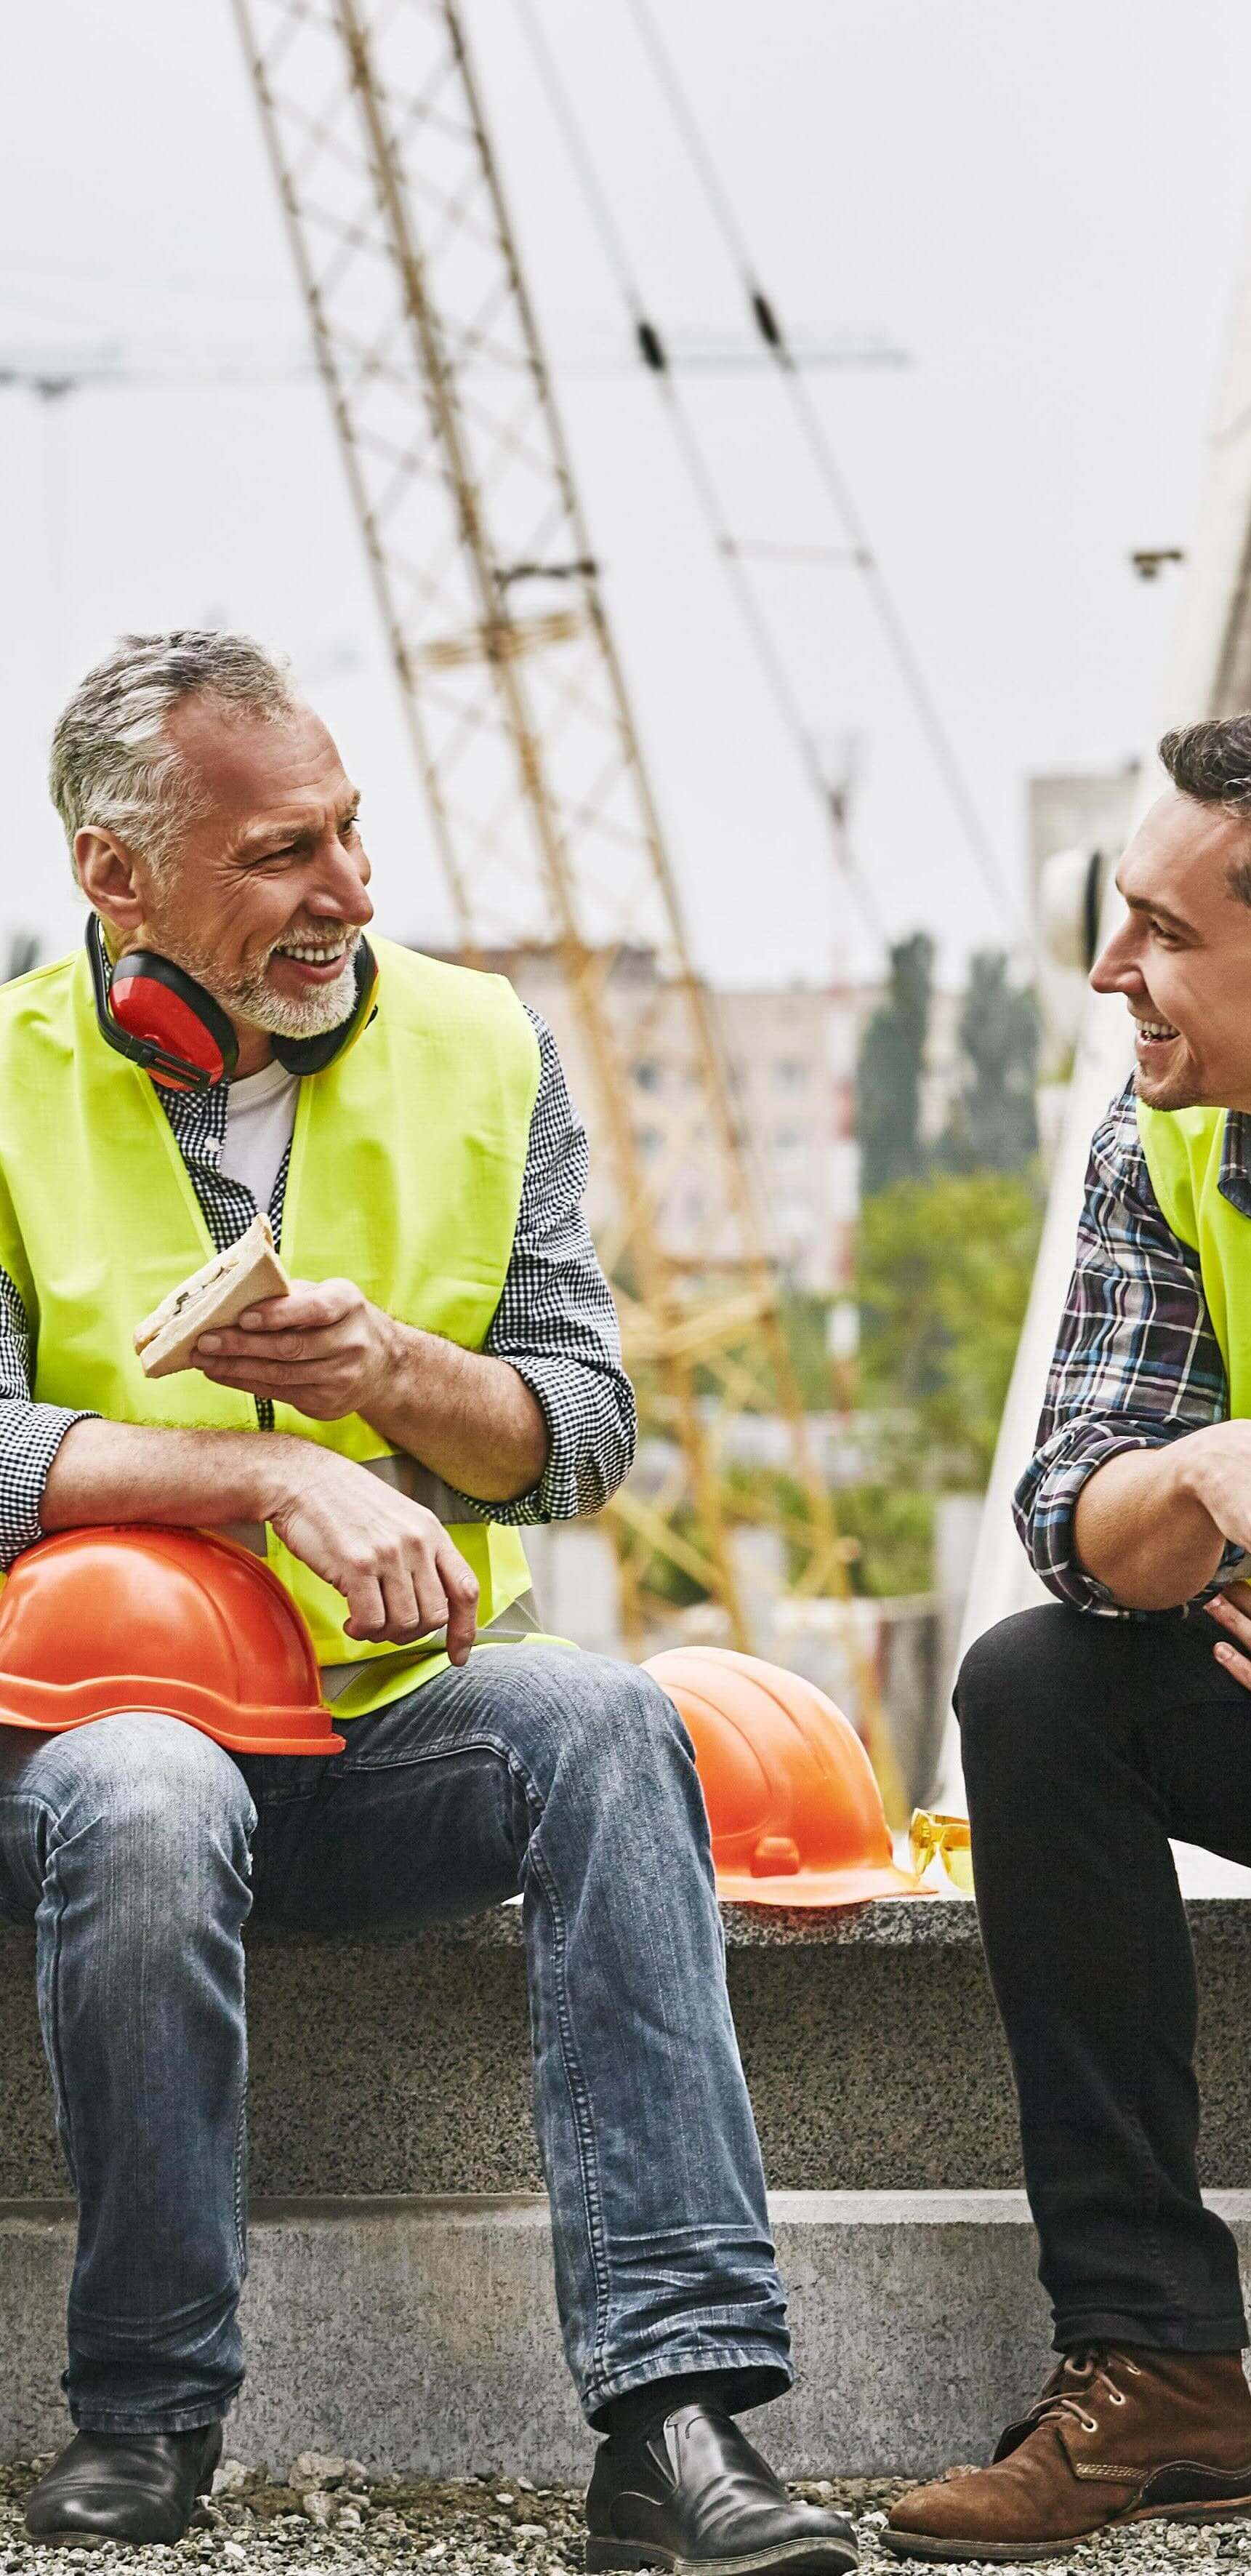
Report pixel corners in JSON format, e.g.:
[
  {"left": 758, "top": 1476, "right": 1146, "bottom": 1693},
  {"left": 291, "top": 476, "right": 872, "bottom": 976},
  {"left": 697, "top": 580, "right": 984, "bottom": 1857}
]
[
  {"left": 0, "top": 935, "right": 541, "bottom": 1716},
  {"left": 1138, "top": 1099, "right": 1251, "bottom": 1415}
]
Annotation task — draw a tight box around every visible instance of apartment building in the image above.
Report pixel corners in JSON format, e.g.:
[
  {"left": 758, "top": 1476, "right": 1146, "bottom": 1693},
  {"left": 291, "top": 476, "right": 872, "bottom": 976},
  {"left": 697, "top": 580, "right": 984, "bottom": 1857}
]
[{"left": 446, "top": 944, "right": 866, "bottom": 1295}]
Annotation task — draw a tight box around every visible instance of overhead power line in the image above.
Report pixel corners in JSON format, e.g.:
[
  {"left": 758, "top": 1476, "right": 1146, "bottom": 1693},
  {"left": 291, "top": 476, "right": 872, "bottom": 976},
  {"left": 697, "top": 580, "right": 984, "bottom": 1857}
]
[
  {"left": 623, "top": 0, "right": 1023, "bottom": 937},
  {"left": 513, "top": 0, "right": 885, "bottom": 949}
]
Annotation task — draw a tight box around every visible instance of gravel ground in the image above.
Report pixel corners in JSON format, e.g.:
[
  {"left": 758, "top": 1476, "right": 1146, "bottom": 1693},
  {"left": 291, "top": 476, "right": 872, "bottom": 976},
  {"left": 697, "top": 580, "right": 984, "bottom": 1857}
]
[{"left": 3, "top": 2457, "right": 1251, "bottom": 2576}]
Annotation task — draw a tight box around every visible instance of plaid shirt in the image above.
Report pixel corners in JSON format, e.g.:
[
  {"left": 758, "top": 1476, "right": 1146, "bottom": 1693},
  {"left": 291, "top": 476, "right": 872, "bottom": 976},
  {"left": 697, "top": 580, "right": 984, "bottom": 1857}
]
[
  {"left": 0, "top": 1006, "right": 635, "bottom": 1569},
  {"left": 1015, "top": 1076, "right": 1246, "bottom": 1614}
]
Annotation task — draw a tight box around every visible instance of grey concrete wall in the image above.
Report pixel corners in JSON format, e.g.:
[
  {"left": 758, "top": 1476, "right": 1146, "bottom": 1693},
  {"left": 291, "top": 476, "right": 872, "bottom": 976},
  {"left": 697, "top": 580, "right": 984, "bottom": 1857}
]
[
  {"left": 4, "top": 2191, "right": 1250, "bottom": 2481},
  {"left": 3, "top": 1901, "right": 1251, "bottom": 2198}
]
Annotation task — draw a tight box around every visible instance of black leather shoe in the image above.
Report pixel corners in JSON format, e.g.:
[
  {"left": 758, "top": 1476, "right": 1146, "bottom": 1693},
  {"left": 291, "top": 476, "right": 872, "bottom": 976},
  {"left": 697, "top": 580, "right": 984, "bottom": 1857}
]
[
  {"left": 25, "top": 2420, "right": 223, "bottom": 2545},
  {"left": 585, "top": 2402, "right": 858, "bottom": 2575}
]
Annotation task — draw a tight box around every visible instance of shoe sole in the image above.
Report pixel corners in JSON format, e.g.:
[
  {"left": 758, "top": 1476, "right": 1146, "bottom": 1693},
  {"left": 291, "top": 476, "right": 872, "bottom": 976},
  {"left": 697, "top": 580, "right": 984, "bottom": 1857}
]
[
  {"left": 586, "top": 2538, "right": 858, "bottom": 2575},
  {"left": 880, "top": 2493, "right": 1251, "bottom": 2562}
]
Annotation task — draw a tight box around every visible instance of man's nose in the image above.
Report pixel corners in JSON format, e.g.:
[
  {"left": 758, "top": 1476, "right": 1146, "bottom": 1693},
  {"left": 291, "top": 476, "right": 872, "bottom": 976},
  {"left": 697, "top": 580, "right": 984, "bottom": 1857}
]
[
  {"left": 306, "top": 841, "right": 374, "bottom": 927},
  {"left": 1089, "top": 926, "right": 1142, "bottom": 995}
]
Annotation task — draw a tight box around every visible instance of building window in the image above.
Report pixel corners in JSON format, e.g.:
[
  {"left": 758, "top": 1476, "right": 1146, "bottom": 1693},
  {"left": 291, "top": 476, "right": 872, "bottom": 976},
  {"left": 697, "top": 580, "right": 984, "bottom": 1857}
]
[{"left": 632, "top": 1059, "right": 662, "bottom": 1092}]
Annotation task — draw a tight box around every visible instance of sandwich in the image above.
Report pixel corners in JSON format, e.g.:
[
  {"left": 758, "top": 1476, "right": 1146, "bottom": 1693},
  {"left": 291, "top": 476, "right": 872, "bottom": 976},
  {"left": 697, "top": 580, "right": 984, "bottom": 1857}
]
[{"left": 134, "top": 1211, "right": 291, "bottom": 1380}]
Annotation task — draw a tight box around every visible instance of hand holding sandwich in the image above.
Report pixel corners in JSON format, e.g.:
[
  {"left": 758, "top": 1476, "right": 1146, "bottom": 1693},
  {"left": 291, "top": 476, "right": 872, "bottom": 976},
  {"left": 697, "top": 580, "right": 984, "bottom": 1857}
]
[
  {"left": 111, "top": 1225, "right": 547, "bottom": 1645},
  {"left": 194, "top": 1275, "right": 393, "bottom": 1422},
  {"left": 186, "top": 1259, "right": 550, "bottom": 1509}
]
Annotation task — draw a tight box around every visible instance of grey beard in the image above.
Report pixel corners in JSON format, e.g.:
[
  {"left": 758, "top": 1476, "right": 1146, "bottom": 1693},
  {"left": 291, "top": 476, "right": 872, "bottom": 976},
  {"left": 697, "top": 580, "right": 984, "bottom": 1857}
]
[{"left": 145, "top": 923, "right": 362, "bottom": 1043}]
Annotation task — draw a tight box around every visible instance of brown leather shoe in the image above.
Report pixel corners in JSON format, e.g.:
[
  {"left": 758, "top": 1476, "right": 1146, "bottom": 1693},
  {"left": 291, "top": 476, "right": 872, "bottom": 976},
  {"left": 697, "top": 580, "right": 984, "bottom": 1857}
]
[{"left": 883, "top": 2345, "right": 1251, "bottom": 2561}]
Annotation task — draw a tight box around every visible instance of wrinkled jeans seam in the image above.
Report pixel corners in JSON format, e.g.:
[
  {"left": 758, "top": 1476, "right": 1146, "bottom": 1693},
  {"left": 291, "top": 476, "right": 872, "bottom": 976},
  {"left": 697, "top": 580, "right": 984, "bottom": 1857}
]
[
  {"left": 300, "top": 1722, "right": 616, "bottom": 2384},
  {"left": 584, "top": 2342, "right": 793, "bottom": 2415},
  {"left": 522, "top": 1805, "right": 613, "bottom": 2387},
  {"left": 73, "top": 2398, "right": 231, "bottom": 2436},
  {"left": 39, "top": 1820, "right": 81, "bottom": 2196}
]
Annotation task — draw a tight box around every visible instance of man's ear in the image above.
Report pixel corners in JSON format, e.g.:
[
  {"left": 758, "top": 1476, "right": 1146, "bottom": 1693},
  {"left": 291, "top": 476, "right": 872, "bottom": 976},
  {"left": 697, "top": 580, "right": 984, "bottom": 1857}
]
[{"left": 75, "top": 829, "right": 148, "bottom": 944}]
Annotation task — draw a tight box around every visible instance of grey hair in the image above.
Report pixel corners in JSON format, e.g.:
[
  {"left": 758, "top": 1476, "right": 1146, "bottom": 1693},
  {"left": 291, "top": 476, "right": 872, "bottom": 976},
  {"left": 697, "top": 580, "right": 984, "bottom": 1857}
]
[{"left": 49, "top": 630, "right": 300, "bottom": 882}]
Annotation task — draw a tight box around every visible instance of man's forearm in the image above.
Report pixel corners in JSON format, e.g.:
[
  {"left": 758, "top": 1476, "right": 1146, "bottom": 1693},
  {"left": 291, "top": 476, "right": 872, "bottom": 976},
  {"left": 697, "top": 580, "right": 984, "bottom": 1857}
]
[
  {"left": 363, "top": 1317, "right": 548, "bottom": 1504},
  {"left": 41, "top": 1416, "right": 301, "bottom": 1535},
  {"left": 1074, "top": 1438, "right": 1230, "bottom": 1609}
]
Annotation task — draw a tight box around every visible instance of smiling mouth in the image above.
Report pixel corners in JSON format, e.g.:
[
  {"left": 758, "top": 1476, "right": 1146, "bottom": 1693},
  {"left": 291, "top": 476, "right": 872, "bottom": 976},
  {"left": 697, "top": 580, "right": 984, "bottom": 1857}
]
[
  {"left": 1133, "top": 1014, "right": 1180, "bottom": 1046},
  {"left": 270, "top": 936, "right": 355, "bottom": 982},
  {"left": 273, "top": 939, "right": 351, "bottom": 964}
]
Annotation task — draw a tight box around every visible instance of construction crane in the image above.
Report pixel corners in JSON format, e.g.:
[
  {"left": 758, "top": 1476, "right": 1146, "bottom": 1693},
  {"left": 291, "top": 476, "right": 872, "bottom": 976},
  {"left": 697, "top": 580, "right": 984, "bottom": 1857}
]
[{"left": 228, "top": 0, "right": 903, "bottom": 1798}]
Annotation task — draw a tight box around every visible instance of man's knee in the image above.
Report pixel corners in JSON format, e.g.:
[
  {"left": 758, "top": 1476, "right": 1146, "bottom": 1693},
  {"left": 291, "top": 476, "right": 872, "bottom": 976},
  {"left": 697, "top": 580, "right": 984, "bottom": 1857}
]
[
  {"left": 956, "top": 1609, "right": 1048, "bottom": 1733},
  {"left": 34, "top": 1712, "right": 255, "bottom": 1890},
  {"left": 956, "top": 1602, "right": 1125, "bottom": 1784},
  {"left": 515, "top": 1648, "right": 696, "bottom": 1799}
]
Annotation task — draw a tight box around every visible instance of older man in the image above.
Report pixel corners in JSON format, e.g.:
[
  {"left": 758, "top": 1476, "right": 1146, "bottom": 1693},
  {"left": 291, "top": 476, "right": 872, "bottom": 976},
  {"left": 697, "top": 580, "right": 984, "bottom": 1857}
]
[
  {"left": 885, "top": 716, "right": 1251, "bottom": 2563},
  {"left": 0, "top": 632, "right": 854, "bottom": 2571}
]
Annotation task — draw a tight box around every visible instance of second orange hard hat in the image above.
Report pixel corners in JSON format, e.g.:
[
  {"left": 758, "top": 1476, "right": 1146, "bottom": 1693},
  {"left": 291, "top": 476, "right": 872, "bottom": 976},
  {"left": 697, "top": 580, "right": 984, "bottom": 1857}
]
[
  {"left": 0, "top": 1525, "right": 344, "bottom": 1756},
  {"left": 645, "top": 1645, "right": 925, "bottom": 1906}
]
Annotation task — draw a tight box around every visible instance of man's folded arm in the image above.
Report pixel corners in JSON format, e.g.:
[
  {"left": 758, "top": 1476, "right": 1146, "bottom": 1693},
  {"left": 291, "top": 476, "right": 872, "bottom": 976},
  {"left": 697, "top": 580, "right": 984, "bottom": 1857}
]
[{"left": 1015, "top": 1081, "right": 1242, "bottom": 1614}]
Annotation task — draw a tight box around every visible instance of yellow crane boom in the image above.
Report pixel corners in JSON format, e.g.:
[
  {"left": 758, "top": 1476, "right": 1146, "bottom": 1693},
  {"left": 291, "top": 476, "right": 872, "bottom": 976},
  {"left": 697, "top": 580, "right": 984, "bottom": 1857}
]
[{"left": 230, "top": 0, "right": 903, "bottom": 1808}]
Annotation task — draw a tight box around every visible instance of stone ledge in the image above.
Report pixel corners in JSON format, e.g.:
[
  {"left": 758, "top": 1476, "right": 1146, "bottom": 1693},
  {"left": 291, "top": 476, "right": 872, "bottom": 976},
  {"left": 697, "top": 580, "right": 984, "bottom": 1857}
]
[
  {"left": 235, "top": 1893, "right": 1251, "bottom": 1948},
  {"left": 3, "top": 2191, "right": 1250, "bottom": 2479},
  {"left": 5, "top": 1902, "right": 1251, "bottom": 2198}
]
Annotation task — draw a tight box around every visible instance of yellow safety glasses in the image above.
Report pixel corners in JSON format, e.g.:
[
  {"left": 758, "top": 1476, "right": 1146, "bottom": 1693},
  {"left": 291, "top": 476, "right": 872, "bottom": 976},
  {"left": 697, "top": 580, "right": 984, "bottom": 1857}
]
[{"left": 909, "top": 1808, "right": 974, "bottom": 1893}]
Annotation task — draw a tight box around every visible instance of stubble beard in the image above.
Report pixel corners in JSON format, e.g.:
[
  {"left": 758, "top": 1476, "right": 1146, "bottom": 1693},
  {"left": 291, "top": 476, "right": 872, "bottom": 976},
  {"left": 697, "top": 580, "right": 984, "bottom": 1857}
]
[
  {"left": 142, "top": 910, "right": 361, "bottom": 1043},
  {"left": 1133, "top": 1055, "right": 1201, "bottom": 1114}
]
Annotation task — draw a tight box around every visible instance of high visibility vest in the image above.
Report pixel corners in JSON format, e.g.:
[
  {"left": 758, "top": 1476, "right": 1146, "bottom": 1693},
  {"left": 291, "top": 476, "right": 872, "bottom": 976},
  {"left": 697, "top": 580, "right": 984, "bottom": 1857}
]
[
  {"left": 1137, "top": 1099, "right": 1251, "bottom": 1414},
  {"left": 0, "top": 936, "right": 541, "bottom": 1716}
]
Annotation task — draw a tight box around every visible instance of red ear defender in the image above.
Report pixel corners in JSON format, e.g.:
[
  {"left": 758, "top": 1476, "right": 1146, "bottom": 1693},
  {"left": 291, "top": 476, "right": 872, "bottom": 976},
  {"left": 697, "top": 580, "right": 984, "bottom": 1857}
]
[
  {"left": 87, "top": 916, "right": 379, "bottom": 1091},
  {"left": 108, "top": 954, "right": 238, "bottom": 1088},
  {"left": 87, "top": 916, "right": 238, "bottom": 1091}
]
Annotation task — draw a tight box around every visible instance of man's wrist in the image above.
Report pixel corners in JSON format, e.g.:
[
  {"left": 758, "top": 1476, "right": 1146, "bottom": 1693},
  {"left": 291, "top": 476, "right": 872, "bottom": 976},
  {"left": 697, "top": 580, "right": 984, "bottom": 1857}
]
[
  {"left": 358, "top": 1305, "right": 426, "bottom": 1437},
  {"left": 247, "top": 1429, "right": 321, "bottom": 1523},
  {"left": 360, "top": 1302, "right": 409, "bottom": 1419}
]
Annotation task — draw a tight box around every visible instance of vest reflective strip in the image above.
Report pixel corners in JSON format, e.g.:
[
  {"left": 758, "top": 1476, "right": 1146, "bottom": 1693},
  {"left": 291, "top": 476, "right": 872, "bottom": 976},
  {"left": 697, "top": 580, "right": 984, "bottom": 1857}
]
[{"left": 320, "top": 1586, "right": 542, "bottom": 1698}]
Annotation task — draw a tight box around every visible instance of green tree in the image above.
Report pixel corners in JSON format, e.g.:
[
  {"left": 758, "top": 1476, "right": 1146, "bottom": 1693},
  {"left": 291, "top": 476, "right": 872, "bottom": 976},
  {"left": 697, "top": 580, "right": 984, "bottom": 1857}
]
[
  {"left": 857, "top": 1168, "right": 1042, "bottom": 1485},
  {"left": 940, "top": 950, "right": 1039, "bottom": 1173},
  {"left": 856, "top": 931, "right": 933, "bottom": 1196}
]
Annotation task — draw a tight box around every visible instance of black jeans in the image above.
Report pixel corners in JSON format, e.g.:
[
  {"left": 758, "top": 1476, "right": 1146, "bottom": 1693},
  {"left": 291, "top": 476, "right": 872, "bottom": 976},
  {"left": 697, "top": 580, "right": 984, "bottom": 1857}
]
[{"left": 957, "top": 1601, "right": 1251, "bottom": 2354}]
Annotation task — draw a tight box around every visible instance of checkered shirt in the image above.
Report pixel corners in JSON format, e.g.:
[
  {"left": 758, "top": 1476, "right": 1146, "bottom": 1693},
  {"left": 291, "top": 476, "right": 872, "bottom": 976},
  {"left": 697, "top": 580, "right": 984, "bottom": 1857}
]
[
  {"left": 1014, "top": 1075, "right": 1246, "bottom": 1615},
  {"left": 0, "top": 1006, "right": 635, "bottom": 1568}
]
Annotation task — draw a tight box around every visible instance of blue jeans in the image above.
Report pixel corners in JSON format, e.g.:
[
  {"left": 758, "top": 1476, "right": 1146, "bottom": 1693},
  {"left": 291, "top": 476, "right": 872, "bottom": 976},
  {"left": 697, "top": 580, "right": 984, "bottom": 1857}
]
[{"left": 0, "top": 1644, "right": 789, "bottom": 2433}]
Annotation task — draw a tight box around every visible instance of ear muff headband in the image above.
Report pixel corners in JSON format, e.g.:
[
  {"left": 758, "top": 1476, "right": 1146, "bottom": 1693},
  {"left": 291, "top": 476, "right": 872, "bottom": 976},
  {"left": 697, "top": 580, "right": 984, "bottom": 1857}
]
[{"left": 87, "top": 915, "right": 379, "bottom": 1092}]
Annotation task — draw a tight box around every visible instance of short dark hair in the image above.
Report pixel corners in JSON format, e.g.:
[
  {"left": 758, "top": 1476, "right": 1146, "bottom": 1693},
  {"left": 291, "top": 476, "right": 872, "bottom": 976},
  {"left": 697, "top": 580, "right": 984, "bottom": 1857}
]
[{"left": 1159, "top": 716, "right": 1251, "bottom": 904}]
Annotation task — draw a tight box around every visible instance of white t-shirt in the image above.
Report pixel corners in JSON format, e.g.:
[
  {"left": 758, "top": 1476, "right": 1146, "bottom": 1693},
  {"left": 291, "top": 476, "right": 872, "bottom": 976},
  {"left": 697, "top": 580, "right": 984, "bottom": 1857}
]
[{"left": 220, "top": 1057, "right": 300, "bottom": 1212}]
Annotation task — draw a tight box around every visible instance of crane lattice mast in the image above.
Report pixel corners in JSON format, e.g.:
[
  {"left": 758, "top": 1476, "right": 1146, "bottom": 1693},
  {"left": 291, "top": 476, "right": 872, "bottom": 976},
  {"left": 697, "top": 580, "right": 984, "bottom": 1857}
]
[{"left": 230, "top": 0, "right": 874, "bottom": 1691}]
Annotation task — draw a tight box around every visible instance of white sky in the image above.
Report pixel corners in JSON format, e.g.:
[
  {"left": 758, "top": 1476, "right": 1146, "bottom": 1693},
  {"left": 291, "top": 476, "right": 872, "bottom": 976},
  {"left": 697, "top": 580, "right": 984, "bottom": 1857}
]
[{"left": 0, "top": 0, "right": 1248, "bottom": 987}]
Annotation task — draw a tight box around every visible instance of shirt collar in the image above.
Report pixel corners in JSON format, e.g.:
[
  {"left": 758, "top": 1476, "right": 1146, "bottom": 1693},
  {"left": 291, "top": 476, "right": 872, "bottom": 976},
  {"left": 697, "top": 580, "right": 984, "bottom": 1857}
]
[{"left": 1219, "top": 1109, "right": 1251, "bottom": 1221}]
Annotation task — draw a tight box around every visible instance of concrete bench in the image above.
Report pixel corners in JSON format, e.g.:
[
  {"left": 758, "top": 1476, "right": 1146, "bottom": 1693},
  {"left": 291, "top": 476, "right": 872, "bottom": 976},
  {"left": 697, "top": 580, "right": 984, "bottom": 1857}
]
[{"left": 4, "top": 1899, "right": 1250, "bottom": 2474}]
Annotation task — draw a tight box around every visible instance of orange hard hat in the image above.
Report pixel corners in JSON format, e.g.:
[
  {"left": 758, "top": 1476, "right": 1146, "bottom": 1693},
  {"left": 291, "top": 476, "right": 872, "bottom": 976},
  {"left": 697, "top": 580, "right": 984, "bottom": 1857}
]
[
  {"left": 644, "top": 1645, "right": 925, "bottom": 1906},
  {"left": 0, "top": 1525, "right": 344, "bottom": 1757}
]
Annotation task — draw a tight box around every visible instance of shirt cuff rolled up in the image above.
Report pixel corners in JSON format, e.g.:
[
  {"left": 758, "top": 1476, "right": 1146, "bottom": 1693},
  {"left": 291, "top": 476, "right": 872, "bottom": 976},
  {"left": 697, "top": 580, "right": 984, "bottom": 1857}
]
[
  {"left": 0, "top": 1404, "right": 100, "bottom": 1573},
  {"left": 1013, "top": 1421, "right": 1244, "bottom": 1617}
]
